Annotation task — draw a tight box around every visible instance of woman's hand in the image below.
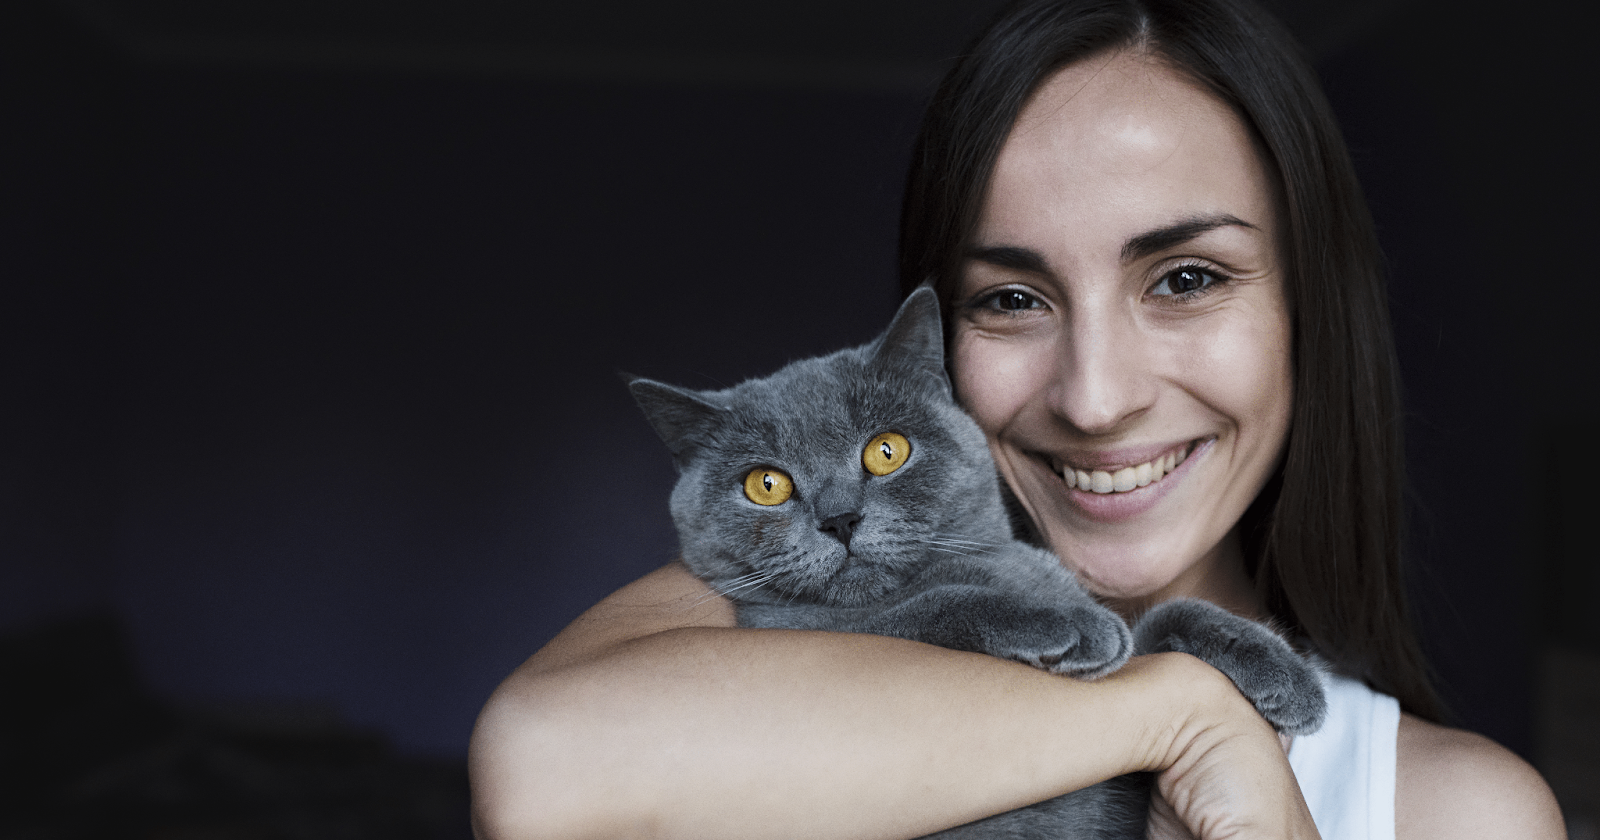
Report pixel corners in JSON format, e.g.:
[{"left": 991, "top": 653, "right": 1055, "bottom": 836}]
[
  {"left": 1137, "top": 665, "right": 1319, "bottom": 840},
  {"left": 1145, "top": 790, "right": 1197, "bottom": 840}
]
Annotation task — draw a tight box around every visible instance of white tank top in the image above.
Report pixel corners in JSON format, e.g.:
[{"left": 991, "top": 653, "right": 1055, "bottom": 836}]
[{"left": 1287, "top": 672, "right": 1401, "bottom": 840}]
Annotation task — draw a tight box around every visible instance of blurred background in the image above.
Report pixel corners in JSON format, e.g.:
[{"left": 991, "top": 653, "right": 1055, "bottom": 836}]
[{"left": 2, "top": 0, "right": 1594, "bottom": 836}]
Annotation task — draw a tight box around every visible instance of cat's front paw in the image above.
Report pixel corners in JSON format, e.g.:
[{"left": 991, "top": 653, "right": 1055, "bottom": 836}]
[
  {"left": 1133, "top": 599, "right": 1326, "bottom": 734},
  {"left": 993, "top": 600, "right": 1133, "bottom": 680}
]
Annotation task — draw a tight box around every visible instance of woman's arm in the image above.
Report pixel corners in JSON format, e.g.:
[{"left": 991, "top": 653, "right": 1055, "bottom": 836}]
[
  {"left": 1396, "top": 714, "right": 1565, "bottom": 840},
  {"left": 469, "top": 563, "right": 1317, "bottom": 840}
]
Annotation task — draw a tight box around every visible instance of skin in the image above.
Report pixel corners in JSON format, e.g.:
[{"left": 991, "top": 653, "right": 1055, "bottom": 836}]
[{"left": 469, "top": 50, "right": 1564, "bottom": 840}]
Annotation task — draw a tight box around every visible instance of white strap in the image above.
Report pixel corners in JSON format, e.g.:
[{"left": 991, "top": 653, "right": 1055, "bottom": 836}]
[{"left": 1287, "top": 673, "right": 1400, "bottom": 840}]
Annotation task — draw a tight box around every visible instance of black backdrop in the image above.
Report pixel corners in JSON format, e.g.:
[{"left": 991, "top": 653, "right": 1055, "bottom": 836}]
[{"left": 4, "top": 0, "right": 1594, "bottom": 775}]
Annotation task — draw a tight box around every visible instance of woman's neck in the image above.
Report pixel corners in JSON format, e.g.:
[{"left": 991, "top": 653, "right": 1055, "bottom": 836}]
[{"left": 1104, "top": 529, "right": 1265, "bottom": 621}]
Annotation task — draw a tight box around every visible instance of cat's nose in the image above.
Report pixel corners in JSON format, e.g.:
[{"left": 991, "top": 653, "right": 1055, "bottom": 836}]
[{"left": 818, "top": 512, "right": 863, "bottom": 546}]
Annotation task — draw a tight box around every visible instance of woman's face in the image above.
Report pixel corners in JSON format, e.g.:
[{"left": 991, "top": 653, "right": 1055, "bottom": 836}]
[{"left": 950, "top": 51, "right": 1293, "bottom": 613}]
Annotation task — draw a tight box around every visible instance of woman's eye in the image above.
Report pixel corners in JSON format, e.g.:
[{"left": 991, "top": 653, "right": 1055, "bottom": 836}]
[
  {"left": 980, "top": 289, "right": 1043, "bottom": 312},
  {"left": 1151, "top": 266, "right": 1223, "bottom": 296}
]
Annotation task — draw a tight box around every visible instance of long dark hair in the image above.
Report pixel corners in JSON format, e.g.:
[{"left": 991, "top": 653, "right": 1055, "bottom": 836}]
[{"left": 899, "top": 0, "right": 1443, "bottom": 721}]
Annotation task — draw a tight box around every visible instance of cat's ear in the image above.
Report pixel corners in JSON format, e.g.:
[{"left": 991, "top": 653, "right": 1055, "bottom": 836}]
[
  {"left": 625, "top": 375, "right": 726, "bottom": 469},
  {"left": 869, "top": 285, "right": 950, "bottom": 394}
]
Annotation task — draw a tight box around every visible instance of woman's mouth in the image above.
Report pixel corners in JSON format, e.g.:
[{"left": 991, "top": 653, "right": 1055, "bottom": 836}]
[{"left": 1047, "top": 439, "right": 1204, "bottom": 495}]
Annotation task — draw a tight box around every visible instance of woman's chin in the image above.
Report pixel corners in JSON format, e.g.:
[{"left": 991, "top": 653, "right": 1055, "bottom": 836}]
[
  {"left": 1066, "top": 556, "right": 1186, "bottom": 604},
  {"left": 1052, "top": 530, "right": 1225, "bottom": 595},
  {"left": 1057, "top": 531, "right": 1255, "bottom": 617}
]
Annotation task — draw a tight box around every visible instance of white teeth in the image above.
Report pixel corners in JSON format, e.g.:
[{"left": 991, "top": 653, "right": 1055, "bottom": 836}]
[
  {"left": 1112, "top": 467, "right": 1137, "bottom": 492},
  {"left": 1060, "top": 443, "right": 1196, "bottom": 495}
]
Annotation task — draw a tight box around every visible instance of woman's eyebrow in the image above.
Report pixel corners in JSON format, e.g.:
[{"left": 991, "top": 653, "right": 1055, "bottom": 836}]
[
  {"left": 964, "top": 245, "right": 1050, "bottom": 273},
  {"left": 1120, "top": 214, "right": 1257, "bottom": 263},
  {"left": 966, "top": 214, "right": 1257, "bottom": 273}
]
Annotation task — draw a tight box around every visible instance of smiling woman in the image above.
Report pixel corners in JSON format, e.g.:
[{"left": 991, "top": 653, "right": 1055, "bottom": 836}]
[
  {"left": 468, "top": 1, "right": 1564, "bottom": 838},
  {"left": 949, "top": 51, "right": 1293, "bottom": 614}
]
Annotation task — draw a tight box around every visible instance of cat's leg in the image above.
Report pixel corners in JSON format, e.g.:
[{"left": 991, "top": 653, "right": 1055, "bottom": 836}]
[
  {"left": 1131, "top": 599, "right": 1326, "bottom": 734},
  {"left": 851, "top": 584, "right": 1134, "bottom": 679}
]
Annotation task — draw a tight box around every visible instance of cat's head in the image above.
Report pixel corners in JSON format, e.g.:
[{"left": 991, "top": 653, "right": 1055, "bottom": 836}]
[{"left": 629, "top": 287, "right": 1010, "bottom": 607}]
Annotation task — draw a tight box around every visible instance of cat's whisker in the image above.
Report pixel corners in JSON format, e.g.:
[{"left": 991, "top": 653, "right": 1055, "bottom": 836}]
[
  {"left": 922, "top": 537, "right": 989, "bottom": 548},
  {"left": 929, "top": 535, "right": 1004, "bottom": 549},
  {"left": 725, "top": 575, "right": 776, "bottom": 597},
  {"left": 918, "top": 536, "right": 1001, "bottom": 556},
  {"left": 720, "top": 569, "right": 768, "bottom": 586},
  {"left": 700, "top": 570, "right": 779, "bottom": 605},
  {"left": 719, "top": 571, "right": 775, "bottom": 594},
  {"left": 691, "top": 588, "right": 729, "bottom": 607}
]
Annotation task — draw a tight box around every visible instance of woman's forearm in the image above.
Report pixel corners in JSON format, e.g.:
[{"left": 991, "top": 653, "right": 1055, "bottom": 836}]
[
  {"left": 472, "top": 627, "right": 1200, "bottom": 840},
  {"left": 467, "top": 564, "right": 1306, "bottom": 840}
]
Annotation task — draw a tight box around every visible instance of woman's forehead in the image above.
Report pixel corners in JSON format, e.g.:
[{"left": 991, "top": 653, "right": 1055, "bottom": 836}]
[{"left": 982, "top": 50, "right": 1276, "bottom": 251}]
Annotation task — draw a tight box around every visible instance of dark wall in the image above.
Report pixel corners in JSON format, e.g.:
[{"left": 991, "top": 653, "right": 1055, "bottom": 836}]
[
  {"left": 3, "top": 0, "right": 1592, "bottom": 769},
  {"left": 4, "top": 1, "right": 918, "bottom": 758},
  {"left": 1318, "top": 2, "right": 1596, "bottom": 752}
]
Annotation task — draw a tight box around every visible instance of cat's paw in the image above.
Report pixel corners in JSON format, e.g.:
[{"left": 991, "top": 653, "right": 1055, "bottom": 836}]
[
  {"left": 1133, "top": 599, "right": 1326, "bottom": 735},
  {"left": 866, "top": 586, "right": 1133, "bottom": 680},
  {"left": 991, "top": 600, "right": 1133, "bottom": 680}
]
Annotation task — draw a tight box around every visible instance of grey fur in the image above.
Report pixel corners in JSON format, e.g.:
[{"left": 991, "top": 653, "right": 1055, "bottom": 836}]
[{"left": 629, "top": 287, "right": 1326, "bottom": 838}]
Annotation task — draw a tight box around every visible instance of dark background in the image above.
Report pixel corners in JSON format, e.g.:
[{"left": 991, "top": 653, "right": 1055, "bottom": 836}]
[{"left": 3, "top": 0, "right": 1595, "bottom": 832}]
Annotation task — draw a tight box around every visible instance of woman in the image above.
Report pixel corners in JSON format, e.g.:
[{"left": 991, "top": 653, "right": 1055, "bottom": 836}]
[{"left": 469, "top": 0, "right": 1563, "bottom": 837}]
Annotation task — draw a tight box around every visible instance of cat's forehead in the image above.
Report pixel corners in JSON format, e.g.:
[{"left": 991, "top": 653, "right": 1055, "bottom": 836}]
[
  {"left": 716, "top": 360, "right": 940, "bottom": 447},
  {"left": 741, "top": 352, "right": 911, "bottom": 404}
]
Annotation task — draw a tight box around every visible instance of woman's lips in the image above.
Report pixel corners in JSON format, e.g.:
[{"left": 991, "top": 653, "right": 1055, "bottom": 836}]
[
  {"left": 1047, "top": 439, "right": 1202, "bottom": 494},
  {"left": 1034, "top": 437, "right": 1214, "bottom": 523}
]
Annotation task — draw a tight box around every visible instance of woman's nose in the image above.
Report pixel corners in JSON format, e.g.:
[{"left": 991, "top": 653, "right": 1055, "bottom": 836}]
[{"left": 1045, "top": 308, "right": 1156, "bottom": 435}]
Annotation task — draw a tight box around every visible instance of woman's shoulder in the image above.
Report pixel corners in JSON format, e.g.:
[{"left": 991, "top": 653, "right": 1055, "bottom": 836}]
[{"left": 1395, "top": 712, "right": 1565, "bottom": 840}]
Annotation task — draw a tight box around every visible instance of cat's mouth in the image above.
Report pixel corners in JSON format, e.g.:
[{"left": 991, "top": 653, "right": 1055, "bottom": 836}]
[{"left": 1046, "top": 439, "right": 1204, "bottom": 495}]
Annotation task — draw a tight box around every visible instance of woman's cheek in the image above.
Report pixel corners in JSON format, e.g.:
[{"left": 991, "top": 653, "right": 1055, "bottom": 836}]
[{"left": 950, "top": 329, "right": 1044, "bottom": 434}]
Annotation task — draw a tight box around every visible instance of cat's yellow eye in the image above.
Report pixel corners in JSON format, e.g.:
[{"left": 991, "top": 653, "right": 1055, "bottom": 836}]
[
  {"left": 863, "top": 432, "right": 911, "bottom": 476},
  {"left": 743, "top": 467, "right": 794, "bottom": 506}
]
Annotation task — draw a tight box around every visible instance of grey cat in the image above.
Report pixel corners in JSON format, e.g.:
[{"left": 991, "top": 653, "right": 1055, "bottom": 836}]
[{"left": 628, "top": 287, "right": 1325, "bottom": 839}]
